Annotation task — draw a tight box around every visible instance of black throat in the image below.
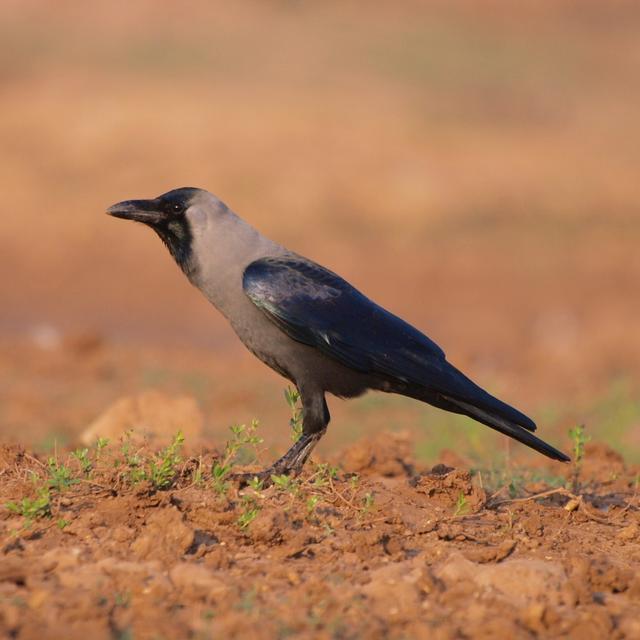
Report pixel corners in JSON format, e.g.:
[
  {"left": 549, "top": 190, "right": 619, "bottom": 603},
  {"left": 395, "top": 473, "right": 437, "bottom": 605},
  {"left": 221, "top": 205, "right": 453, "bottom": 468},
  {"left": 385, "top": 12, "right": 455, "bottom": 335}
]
[{"left": 153, "top": 219, "right": 195, "bottom": 276}]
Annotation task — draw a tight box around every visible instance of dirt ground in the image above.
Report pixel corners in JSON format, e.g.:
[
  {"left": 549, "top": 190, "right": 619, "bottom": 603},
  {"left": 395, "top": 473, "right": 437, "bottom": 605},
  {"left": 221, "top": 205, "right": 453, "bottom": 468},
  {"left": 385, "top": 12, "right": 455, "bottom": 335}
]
[
  {"left": 1, "top": 430, "right": 639, "bottom": 640},
  {"left": 2, "top": 1, "right": 640, "bottom": 638}
]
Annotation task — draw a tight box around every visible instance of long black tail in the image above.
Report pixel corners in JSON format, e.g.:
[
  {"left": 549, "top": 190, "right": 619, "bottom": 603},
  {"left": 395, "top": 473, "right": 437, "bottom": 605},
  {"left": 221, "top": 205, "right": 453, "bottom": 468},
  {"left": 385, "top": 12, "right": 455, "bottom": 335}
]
[
  {"left": 442, "top": 395, "right": 570, "bottom": 462},
  {"left": 420, "top": 361, "right": 570, "bottom": 463}
]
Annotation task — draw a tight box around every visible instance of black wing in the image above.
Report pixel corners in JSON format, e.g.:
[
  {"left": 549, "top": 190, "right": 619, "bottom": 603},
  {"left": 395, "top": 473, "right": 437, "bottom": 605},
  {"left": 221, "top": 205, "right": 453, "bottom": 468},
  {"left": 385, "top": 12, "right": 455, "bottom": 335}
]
[
  {"left": 243, "top": 255, "right": 446, "bottom": 384},
  {"left": 243, "top": 255, "right": 570, "bottom": 463}
]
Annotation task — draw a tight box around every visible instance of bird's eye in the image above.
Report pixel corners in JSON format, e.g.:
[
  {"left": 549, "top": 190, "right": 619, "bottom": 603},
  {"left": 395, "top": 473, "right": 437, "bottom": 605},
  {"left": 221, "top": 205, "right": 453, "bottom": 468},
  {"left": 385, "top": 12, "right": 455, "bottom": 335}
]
[{"left": 171, "top": 203, "right": 184, "bottom": 214}]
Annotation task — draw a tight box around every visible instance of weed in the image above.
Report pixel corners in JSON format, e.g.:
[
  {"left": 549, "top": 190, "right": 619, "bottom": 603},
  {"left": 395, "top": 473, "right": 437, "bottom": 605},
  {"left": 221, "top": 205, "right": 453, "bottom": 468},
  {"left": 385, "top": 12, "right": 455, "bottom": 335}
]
[
  {"left": 358, "top": 492, "right": 375, "bottom": 519},
  {"left": 306, "top": 495, "right": 319, "bottom": 517},
  {"left": 473, "top": 465, "right": 564, "bottom": 501},
  {"left": 453, "top": 492, "right": 470, "bottom": 516},
  {"left": 191, "top": 456, "right": 204, "bottom": 486},
  {"left": 6, "top": 486, "right": 51, "bottom": 524},
  {"left": 312, "top": 462, "right": 339, "bottom": 488},
  {"left": 71, "top": 448, "right": 92, "bottom": 475},
  {"left": 57, "top": 518, "right": 71, "bottom": 530},
  {"left": 247, "top": 476, "right": 264, "bottom": 492},
  {"left": 95, "top": 437, "right": 109, "bottom": 461},
  {"left": 284, "top": 387, "right": 303, "bottom": 442},
  {"left": 211, "top": 460, "right": 231, "bottom": 495},
  {"left": 229, "top": 420, "right": 263, "bottom": 460},
  {"left": 508, "top": 477, "right": 522, "bottom": 499},
  {"left": 6, "top": 451, "right": 82, "bottom": 529},
  {"left": 212, "top": 420, "right": 264, "bottom": 494},
  {"left": 47, "top": 457, "right": 78, "bottom": 491},
  {"left": 569, "top": 424, "right": 590, "bottom": 493},
  {"left": 149, "top": 431, "right": 185, "bottom": 489},
  {"left": 237, "top": 494, "right": 260, "bottom": 529},
  {"left": 569, "top": 424, "right": 590, "bottom": 463},
  {"left": 237, "top": 506, "right": 259, "bottom": 529},
  {"left": 120, "top": 433, "right": 146, "bottom": 484},
  {"left": 271, "top": 474, "right": 300, "bottom": 495},
  {"left": 236, "top": 473, "right": 265, "bottom": 529}
]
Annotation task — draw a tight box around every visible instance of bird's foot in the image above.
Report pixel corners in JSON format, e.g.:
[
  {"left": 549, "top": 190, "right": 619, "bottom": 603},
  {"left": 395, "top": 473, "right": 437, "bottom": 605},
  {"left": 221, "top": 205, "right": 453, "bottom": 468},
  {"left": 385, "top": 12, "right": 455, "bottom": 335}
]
[
  {"left": 231, "top": 467, "right": 283, "bottom": 489},
  {"left": 232, "top": 431, "right": 324, "bottom": 488}
]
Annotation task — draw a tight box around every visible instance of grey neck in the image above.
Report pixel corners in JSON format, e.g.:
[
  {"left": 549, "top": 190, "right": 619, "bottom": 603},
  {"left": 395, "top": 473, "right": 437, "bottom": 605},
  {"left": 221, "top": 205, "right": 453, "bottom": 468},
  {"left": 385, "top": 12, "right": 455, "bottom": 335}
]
[{"left": 187, "top": 211, "right": 287, "bottom": 319}]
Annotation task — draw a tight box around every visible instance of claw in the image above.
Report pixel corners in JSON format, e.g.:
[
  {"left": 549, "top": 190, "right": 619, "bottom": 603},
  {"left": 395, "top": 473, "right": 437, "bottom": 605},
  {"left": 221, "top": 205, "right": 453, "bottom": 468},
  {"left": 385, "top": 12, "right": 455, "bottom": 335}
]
[{"left": 231, "top": 431, "right": 323, "bottom": 488}]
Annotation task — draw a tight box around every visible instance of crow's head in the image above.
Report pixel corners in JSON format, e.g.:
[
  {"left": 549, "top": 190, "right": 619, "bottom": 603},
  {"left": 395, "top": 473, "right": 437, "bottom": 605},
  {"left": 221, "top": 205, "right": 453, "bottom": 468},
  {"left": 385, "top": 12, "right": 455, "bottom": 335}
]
[{"left": 107, "top": 187, "right": 229, "bottom": 273}]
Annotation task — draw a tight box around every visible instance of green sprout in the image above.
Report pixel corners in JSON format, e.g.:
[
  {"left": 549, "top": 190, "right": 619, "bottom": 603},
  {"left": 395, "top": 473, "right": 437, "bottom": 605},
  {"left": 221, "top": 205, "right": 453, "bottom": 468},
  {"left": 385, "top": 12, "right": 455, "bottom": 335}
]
[
  {"left": 568, "top": 424, "right": 590, "bottom": 493},
  {"left": 149, "top": 431, "right": 185, "bottom": 489},
  {"left": 47, "top": 457, "right": 78, "bottom": 492},
  {"left": 6, "top": 487, "right": 52, "bottom": 524},
  {"left": 212, "top": 420, "right": 263, "bottom": 494},
  {"left": 71, "top": 448, "right": 92, "bottom": 475},
  {"left": 453, "top": 492, "right": 470, "bottom": 516},
  {"left": 284, "top": 387, "right": 303, "bottom": 442}
]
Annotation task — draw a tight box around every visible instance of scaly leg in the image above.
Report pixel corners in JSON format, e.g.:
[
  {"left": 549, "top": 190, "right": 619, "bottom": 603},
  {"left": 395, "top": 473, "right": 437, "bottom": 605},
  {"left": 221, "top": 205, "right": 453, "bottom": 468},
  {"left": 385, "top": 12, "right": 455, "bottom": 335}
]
[
  {"left": 233, "top": 430, "right": 325, "bottom": 487},
  {"left": 234, "top": 388, "right": 330, "bottom": 488}
]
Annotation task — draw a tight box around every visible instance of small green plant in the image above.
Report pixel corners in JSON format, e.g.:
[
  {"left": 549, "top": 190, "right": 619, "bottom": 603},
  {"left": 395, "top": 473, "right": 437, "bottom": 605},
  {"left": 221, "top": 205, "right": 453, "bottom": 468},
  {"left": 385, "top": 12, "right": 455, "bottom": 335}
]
[
  {"left": 120, "top": 432, "right": 146, "bottom": 483},
  {"left": 47, "top": 457, "right": 78, "bottom": 491},
  {"left": 306, "top": 495, "right": 319, "bottom": 517},
  {"left": 358, "top": 492, "right": 375, "bottom": 520},
  {"left": 236, "top": 473, "right": 265, "bottom": 530},
  {"left": 569, "top": 424, "right": 590, "bottom": 463},
  {"left": 95, "top": 437, "right": 109, "bottom": 461},
  {"left": 284, "top": 387, "right": 303, "bottom": 442},
  {"left": 230, "top": 420, "right": 264, "bottom": 456},
  {"left": 237, "top": 505, "right": 260, "bottom": 529},
  {"left": 247, "top": 476, "right": 264, "bottom": 492},
  {"left": 453, "top": 492, "right": 470, "bottom": 516},
  {"left": 237, "top": 492, "right": 261, "bottom": 529},
  {"left": 569, "top": 424, "right": 590, "bottom": 493},
  {"left": 6, "top": 487, "right": 52, "bottom": 524},
  {"left": 271, "top": 474, "right": 299, "bottom": 495},
  {"left": 211, "top": 420, "right": 264, "bottom": 494},
  {"left": 211, "top": 460, "right": 231, "bottom": 495},
  {"left": 191, "top": 457, "right": 204, "bottom": 486},
  {"left": 57, "top": 518, "right": 71, "bottom": 530},
  {"left": 502, "top": 509, "right": 514, "bottom": 533},
  {"left": 71, "top": 448, "right": 92, "bottom": 475},
  {"left": 507, "top": 475, "right": 524, "bottom": 499},
  {"left": 312, "top": 462, "right": 339, "bottom": 488},
  {"left": 149, "top": 431, "right": 185, "bottom": 489}
]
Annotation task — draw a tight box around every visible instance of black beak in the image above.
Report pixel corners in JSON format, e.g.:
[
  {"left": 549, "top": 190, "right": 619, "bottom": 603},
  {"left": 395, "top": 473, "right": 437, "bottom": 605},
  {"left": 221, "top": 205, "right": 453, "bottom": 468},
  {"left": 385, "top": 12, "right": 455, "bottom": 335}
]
[{"left": 106, "top": 199, "right": 165, "bottom": 225}]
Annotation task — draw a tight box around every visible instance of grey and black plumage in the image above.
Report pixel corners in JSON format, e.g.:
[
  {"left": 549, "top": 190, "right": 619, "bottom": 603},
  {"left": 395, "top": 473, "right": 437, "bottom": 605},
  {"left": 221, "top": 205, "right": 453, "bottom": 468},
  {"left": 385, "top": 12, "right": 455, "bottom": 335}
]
[{"left": 107, "top": 187, "right": 570, "bottom": 479}]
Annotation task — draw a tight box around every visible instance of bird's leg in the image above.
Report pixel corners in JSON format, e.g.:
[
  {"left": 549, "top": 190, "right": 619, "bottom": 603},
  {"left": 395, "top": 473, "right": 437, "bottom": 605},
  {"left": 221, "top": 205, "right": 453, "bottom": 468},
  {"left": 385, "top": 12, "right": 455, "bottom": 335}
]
[{"left": 234, "top": 390, "right": 330, "bottom": 487}]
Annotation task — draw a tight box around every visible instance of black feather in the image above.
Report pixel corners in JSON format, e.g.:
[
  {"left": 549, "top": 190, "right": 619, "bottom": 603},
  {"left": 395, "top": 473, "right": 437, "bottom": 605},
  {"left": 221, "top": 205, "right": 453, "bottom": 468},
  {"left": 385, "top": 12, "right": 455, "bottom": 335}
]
[{"left": 243, "top": 255, "right": 569, "bottom": 462}]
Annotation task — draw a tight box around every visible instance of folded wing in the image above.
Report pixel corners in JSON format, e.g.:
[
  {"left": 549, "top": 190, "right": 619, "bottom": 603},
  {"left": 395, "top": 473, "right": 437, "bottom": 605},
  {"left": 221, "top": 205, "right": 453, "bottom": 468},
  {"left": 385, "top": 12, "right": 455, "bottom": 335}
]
[{"left": 242, "top": 255, "right": 569, "bottom": 462}]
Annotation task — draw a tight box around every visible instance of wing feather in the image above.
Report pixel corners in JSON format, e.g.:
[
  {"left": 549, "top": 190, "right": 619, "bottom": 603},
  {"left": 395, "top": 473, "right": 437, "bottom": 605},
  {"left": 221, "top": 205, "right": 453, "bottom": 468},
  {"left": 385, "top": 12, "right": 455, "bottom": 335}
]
[{"left": 243, "top": 256, "right": 446, "bottom": 385}]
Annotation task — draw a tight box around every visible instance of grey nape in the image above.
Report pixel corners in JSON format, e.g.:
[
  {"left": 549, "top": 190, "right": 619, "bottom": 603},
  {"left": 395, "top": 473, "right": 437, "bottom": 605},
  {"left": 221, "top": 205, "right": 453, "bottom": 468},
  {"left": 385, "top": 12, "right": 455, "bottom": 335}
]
[{"left": 107, "top": 187, "right": 570, "bottom": 484}]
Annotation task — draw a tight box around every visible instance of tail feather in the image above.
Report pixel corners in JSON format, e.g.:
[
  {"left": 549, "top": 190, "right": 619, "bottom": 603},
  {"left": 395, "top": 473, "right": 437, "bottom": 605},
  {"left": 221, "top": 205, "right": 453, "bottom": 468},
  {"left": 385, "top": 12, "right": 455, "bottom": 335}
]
[
  {"left": 406, "top": 358, "right": 570, "bottom": 462},
  {"left": 439, "top": 362, "right": 537, "bottom": 433},
  {"left": 443, "top": 395, "right": 570, "bottom": 462}
]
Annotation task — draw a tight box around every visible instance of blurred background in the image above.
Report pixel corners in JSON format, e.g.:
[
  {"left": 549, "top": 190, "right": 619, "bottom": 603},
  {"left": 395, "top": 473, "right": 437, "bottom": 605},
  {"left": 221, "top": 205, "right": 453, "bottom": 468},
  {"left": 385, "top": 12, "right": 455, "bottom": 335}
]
[{"left": 1, "top": 0, "right": 639, "bottom": 463}]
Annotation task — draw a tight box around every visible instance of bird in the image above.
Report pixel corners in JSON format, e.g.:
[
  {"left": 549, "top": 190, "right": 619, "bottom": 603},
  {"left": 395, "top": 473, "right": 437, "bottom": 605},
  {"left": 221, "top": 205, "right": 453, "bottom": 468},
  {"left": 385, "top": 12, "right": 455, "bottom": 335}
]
[{"left": 107, "top": 187, "right": 570, "bottom": 480}]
